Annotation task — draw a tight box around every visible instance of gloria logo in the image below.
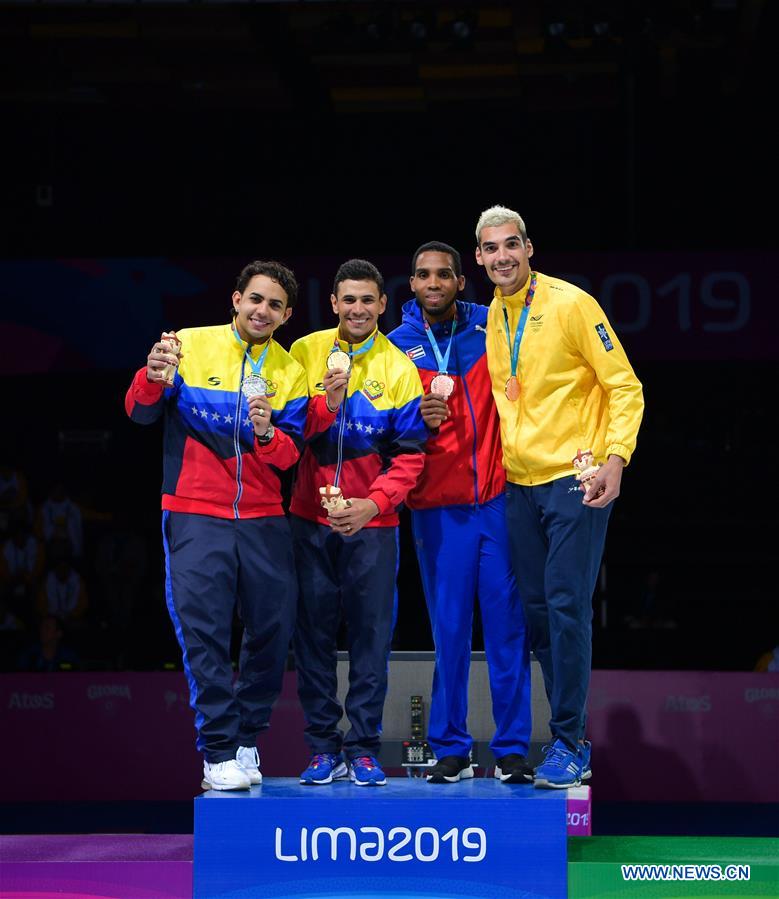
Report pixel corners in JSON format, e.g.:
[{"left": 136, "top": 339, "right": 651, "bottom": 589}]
[
  {"left": 665, "top": 694, "right": 712, "bottom": 712},
  {"left": 745, "top": 687, "right": 779, "bottom": 703},
  {"left": 87, "top": 684, "right": 132, "bottom": 702},
  {"left": 362, "top": 379, "right": 385, "bottom": 401}
]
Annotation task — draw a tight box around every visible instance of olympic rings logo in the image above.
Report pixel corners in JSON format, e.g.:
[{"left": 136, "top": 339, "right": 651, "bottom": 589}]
[
  {"left": 264, "top": 379, "right": 278, "bottom": 398},
  {"left": 362, "top": 379, "right": 385, "bottom": 401}
]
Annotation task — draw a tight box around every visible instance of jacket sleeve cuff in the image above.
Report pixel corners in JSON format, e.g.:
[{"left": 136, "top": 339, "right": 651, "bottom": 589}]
[
  {"left": 367, "top": 490, "right": 394, "bottom": 516},
  {"left": 606, "top": 443, "right": 631, "bottom": 465},
  {"left": 133, "top": 368, "right": 165, "bottom": 402}
]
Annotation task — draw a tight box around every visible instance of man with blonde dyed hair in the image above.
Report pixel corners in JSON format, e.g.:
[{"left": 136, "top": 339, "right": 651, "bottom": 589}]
[
  {"left": 476, "top": 205, "right": 644, "bottom": 788},
  {"left": 475, "top": 205, "right": 529, "bottom": 243}
]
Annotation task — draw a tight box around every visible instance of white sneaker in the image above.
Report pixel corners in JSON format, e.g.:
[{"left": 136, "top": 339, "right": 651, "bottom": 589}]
[
  {"left": 201, "top": 759, "right": 251, "bottom": 791},
  {"left": 236, "top": 745, "right": 262, "bottom": 785}
]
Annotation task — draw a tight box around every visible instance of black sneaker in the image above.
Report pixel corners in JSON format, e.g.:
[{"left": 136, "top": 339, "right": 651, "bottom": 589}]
[
  {"left": 426, "top": 755, "right": 474, "bottom": 783},
  {"left": 494, "top": 753, "right": 534, "bottom": 784}
]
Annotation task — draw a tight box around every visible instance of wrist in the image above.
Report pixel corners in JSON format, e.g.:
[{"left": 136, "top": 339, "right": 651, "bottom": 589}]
[
  {"left": 256, "top": 424, "right": 275, "bottom": 445},
  {"left": 325, "top": 396, "right": 339, "bottom": 413}
]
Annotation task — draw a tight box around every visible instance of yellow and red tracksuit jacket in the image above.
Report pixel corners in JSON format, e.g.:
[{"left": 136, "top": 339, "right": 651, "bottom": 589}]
[
  {"left": 125, "top": 323, "right": 308, "bottom": 518},
  {"left": 486, "top": 271, "right": 644, "bottom": 486},
  {"left": 289, "top": 327, "right": 427, "bottom": 527}
]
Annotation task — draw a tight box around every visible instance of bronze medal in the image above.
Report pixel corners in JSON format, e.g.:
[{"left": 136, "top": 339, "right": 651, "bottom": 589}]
[
  {"left": 505, "top": 375, "right": 520, "bottom": 402},
  {"left": 430, "top": 374, "right": 455, "bottom": 398}
]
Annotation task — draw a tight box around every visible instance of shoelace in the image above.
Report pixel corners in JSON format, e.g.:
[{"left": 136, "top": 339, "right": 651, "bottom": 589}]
[
  {"left": 542, "top": 744, "right": 572, "bottom": 767},
  {"left": 311, "top": 753, "right": 335, "bottom": 769},
  {"left": 353, "top": 756, "right": 377, "bottom": 770}
]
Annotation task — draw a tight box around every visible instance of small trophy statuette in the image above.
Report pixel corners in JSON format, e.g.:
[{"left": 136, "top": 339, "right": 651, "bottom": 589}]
[
  {"left": 572, "top": 448, "right": 601, "bottom": 492},
  {"left": 160, "top": 331, "right": 182, "bottom": 386},
  {"left": 319, "top": 484, "right": 353, "bottom": 513}
]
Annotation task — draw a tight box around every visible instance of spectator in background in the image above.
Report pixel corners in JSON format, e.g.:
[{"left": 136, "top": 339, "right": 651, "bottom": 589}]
[
  {"left": 37, "top": 483, "right": 84, "bottom": 561},
  {"left": 37, "top": 557, "right": 88, "bottom": 623},
  {"left": 94, "top": 510, "right": 149, "bottom": 667},
  {"left": 754, "top": 644, "right": 779, "bottom": 672},
  {"left": 18, "top": 614, "right": 80, "bottom": 672},
  {"left": 0, "top": 463, "right": 31, "bottom": 537},
  {"left": 0, "top": 518, "right": 45, "bottom": 627}
]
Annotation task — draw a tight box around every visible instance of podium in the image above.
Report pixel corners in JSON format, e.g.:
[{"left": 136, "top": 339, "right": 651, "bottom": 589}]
[{"left": 194, "top": 778, "right": 568, "bottom": 898}]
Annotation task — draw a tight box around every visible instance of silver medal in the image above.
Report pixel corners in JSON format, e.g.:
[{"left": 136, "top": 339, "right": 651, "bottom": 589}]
[
  {"left": 241, "top": 374, "right": 268, "bottom": 399},
  {"left": 430, "top": 374, "right": 455, "bottom": 398}
]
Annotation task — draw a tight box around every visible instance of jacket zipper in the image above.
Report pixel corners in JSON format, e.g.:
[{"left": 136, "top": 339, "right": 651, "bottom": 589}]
[{"left": 232, "top": 356, "right": 247, "bottom": 518}]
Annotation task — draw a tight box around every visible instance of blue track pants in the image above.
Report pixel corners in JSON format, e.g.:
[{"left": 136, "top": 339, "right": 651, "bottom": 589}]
[
  {"left": 162, "top": 511, "right": 296, "bottom": 763},
  {"left": 291, "top": 515, "right": 396, "bottom": 760},
  {"left": 505, "top": 478, "right": 611, "bottom": 750},
  {"left": 412, "top": 493, "right": 532, "bottom": 760}
]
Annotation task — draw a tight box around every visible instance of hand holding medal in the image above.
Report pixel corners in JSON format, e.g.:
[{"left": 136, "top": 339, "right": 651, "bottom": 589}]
[
  {"left": 423, "top": 318, "right": 456, "bottom": 429},
  {"left": 420, "top": 389, "right": 450, "bottom": 430},
  {"left": 248, "top": 395, "right": 273, "bottom": 437},
  {"left": 324, "top": 349, "right": 350, "bottom": 412}
]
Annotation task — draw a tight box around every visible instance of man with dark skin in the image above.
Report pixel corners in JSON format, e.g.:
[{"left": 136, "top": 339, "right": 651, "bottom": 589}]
[{"left": 388, "top": 242, "right": 533, "bottom": 785}]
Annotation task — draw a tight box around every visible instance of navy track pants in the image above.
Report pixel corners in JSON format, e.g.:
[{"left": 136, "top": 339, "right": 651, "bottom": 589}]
[
  {"left": 412, "top": 492, "right": 532, "bottom": 760},
  {"left": 505, "top": 478, "right": 611, "bottom": 750},
  {"left": 290, "top": 515, "right": 396, "bottom": 760},
  {"left": 162, "top": 511, "right": 296, "bottom": 763}
]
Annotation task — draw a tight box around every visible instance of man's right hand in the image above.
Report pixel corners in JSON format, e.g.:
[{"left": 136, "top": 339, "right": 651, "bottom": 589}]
[
  {"left": 323, "top": 367, "right": 349, "bottom": 412},
  {"left": 420, "top": 392, "right": 449, "bottom": 430},
  {"left": 146, "top": 340, "right": 180, "bottom": 385}
]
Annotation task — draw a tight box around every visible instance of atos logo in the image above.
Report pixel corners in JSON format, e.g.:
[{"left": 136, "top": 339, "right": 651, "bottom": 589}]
[{"left": 8, "top": 692, "right": 54, "bottom": 710}]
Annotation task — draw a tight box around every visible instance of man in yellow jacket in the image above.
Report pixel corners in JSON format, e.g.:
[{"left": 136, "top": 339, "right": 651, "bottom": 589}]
[{"left": 476, "top": 204, "right": 644, "bottom": 788}]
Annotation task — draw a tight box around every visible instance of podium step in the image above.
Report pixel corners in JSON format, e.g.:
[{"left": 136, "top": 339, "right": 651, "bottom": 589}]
[{"left": 195, "top": 777, "right": 569, "bottom": 898}]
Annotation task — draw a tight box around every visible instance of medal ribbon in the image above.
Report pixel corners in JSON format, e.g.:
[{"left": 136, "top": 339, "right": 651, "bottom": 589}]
[
  {"left": 423, "top": 315, "right": 457, "bottom": 375},
  {"left": 232, "top": 327, "right": 271, "bottom": 377},
  {"left": 331, "top": 329, "right": 377, "bottom": 363},
  {"left": 330, "top": 331, "right": 375, "bottom": 489},
  {"left": 501, "top": 272, "right": 537, "bottom": 381}
]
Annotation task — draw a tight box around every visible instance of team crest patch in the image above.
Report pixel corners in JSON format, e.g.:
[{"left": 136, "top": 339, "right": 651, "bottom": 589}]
[
  {"left": 406, "top": 344, "right": 426, "bottom": 360},
  {"left": 595, "top": 323, "right": 614, "bottom": 351},
  {"left": 362, "top": 378, "right": 385, "bottom": 401}
]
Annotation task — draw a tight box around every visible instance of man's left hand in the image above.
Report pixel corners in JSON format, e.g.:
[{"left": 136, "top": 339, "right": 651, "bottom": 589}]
[
  {"left": 328, "top": 498, "right": 380, "bottom": 536},
  {"left": 582, "top": 455, "right": 625, "bottom": 508}
]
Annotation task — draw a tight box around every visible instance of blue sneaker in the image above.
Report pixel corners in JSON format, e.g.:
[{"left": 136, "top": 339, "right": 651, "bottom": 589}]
[
  {"left": 534, "top": 739, "right": 582, "bottom": 789},
  {"left": 579, "top": 740, "right": 592, "bottom": 781},
  {"left": 300, "top": 753, "right": 348, "bottom": 785},
  {"left": 349, "top": 756, "right": 387, "bottom": 786}
]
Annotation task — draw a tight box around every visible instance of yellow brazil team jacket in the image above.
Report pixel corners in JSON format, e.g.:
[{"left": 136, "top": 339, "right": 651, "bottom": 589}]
[{"left": 486, "top": 271, "right": 644, "bottom": 486}]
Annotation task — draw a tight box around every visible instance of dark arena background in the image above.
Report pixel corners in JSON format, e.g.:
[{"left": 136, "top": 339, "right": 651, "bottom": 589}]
[{"left": 1, "top": 2, "right": 777, "bottom": 897}]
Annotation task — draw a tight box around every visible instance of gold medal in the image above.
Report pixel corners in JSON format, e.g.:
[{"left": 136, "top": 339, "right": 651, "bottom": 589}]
[
  {"left": 326, "top": 350, "right": 351, "bottom": 373},
  {"left": 505, "top": 376, "right": 520, "bottom": 401}
]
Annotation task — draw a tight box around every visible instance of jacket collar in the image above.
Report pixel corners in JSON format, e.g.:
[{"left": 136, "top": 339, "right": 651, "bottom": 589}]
[{"left": 400, "top": 298, "right": 472, "bottom": 334}]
